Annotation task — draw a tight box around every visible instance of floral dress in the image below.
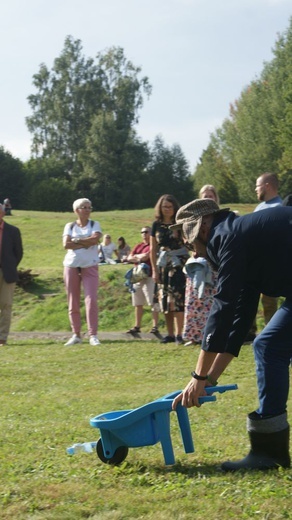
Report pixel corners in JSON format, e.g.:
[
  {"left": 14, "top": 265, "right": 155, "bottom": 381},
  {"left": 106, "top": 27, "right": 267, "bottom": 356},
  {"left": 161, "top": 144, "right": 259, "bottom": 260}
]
[
  {"left": 151, "top": 221, "right": 189, "bottom": 313},
  {"left": 183, "top": 267, "right": 217, "bottom": 344}
]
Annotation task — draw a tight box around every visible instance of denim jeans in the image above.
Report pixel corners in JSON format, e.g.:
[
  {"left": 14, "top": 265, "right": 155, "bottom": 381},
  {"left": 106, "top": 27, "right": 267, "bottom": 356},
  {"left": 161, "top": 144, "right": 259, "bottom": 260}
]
[{"left": 253, "top": 298, "right": 292, "bottom": 416}]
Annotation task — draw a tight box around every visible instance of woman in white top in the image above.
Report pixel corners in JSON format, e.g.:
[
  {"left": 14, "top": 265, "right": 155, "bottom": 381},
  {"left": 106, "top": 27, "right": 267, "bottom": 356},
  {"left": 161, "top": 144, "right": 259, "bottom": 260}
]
[
  {"left": 99, "top": 234, "right": 118, "bottom": 264},
  {"left": 63, "top": 198, "right": 102, "bottom": 346}
]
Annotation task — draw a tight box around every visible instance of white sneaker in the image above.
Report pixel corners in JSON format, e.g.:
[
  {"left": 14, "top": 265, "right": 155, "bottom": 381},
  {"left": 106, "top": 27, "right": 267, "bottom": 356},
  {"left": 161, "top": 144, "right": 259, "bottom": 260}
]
[
  {"left": 64, "top": 334, "right": 82, "bottom": 346},
  {"left": 89, "top": 335, "right": 100, "bottom": 346}
]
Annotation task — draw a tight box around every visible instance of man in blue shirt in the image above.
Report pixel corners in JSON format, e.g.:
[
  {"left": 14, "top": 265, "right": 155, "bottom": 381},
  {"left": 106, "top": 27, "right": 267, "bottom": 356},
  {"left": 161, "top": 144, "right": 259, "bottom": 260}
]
[
  {"left": 249, "top": 173, "right": 282, "bottom": 338},
  {"left": 171, "top": 199, "right": 291, "bottom": 471},
  {"left": 254, "top": 172, "right": 282, "bottom": 212}
]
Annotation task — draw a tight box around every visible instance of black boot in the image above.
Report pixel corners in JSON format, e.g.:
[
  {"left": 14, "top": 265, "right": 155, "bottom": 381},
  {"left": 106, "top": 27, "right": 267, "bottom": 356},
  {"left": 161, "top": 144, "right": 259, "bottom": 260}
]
[{"left": 221, "top": 412, "right": 291, "bottom": 471}]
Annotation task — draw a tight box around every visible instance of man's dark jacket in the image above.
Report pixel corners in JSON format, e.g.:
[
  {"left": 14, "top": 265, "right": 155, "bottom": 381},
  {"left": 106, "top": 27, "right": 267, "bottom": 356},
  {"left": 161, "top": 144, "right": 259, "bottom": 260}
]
[
  {"left": 1, "top": 221, "right": 23, "bottom": 283},
  {"left": 202, "top": 207, "right": 292, "bottom": 356}
]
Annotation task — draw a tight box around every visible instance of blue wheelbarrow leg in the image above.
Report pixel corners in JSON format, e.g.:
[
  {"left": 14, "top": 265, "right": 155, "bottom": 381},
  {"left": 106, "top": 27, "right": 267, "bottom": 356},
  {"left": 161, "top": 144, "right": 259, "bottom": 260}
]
[
  {"left": 176, "top": 404, "right": 194, "bottom": 454},
  {"left": 154, "top": 409, "right": 175, "bottom": 465}
]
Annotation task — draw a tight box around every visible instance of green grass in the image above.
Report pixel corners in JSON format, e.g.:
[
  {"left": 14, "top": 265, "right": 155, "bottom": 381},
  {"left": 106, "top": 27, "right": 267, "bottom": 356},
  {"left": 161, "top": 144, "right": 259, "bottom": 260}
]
[{"left": 1, "top": 340, "right": 291, "bottom": 519}]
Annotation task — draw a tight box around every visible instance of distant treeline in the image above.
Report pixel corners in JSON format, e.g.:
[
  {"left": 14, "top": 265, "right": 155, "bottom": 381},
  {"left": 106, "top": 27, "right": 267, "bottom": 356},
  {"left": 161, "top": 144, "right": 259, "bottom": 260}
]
[
  {"left": 193, "top": 17, "right": 292, "bottom": 201},
  {"left": 1, "top": 20, "right": 292, "bottom": 211}
]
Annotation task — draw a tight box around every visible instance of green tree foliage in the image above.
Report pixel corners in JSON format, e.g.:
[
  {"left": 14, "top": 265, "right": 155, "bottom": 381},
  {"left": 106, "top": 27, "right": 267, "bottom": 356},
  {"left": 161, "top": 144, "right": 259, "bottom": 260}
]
[
  {"left": 194, "top": 17, "right": 292, "bottom": 202},
  {"left": 143, "top": 136, "right": 194, "bottom": 206},
  {"left": 267, "top": 24, "right": 292, "bottom": 194},
  {"left": 193, "top": 143, "right": 238, "bottom": 203},
  {"left": 0, "top": 147, "right": 25, "bottom": 208},
  {"left": 26, "top": 37, "right": 151, "bottom": 183},
  {"left": 79, "top": 112, "right": 150, "bottom": 209},
  {"left": 26, "top": 36, "right": 104, "bottom": 174},
  {"left": 23, "top": 158, "right": 74, "bottom": 211},
  {"left": 25, "top": 36, "right": 191, "bottom": 210}
]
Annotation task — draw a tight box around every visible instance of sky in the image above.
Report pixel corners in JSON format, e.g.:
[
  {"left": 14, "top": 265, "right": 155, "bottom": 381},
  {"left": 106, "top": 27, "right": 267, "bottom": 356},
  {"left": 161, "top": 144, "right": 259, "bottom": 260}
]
[{"left": 0, "top": 0, "right": 291, "bottom": 171}]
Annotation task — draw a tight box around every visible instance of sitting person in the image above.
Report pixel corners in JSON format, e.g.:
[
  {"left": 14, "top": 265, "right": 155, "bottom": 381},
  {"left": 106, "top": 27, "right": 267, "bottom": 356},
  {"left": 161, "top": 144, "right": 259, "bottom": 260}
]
[
  {"left": 117, "top": 236, "right": 131, "bottom": 263},
  {"left": 126, "top": 226, "right": 159, "bottom": 334},
  {"left": 99, "top": 234, "right": 118, "bottom": 264},
  {"left": 3, "top": 198, "right": 12, "bottom": 216}
]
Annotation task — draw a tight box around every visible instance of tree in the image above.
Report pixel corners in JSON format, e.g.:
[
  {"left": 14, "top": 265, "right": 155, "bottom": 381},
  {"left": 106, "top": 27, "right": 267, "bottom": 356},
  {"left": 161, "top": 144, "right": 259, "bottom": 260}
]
[
  {"left": 193, "top": 143, "right": 238, "bottom": 203},
  {"left": 23, "top": 157, "right": 74, "bottom": 210},
  {"left": 266, "top": 20, "right": 292, "bottom": 192},
  {"left": 79, "top": 112, "right": 149, "bottom": 209},
  {"left": 0, "top": 147, "right": 25, "bottom": 208},
  {"left": 144, "top": 136, "right": 193, "bottom": 206},
  {"left": 26, "top": 37, "right": 151, "bottom": 183},
  {"left": 26, "top": 36, "right": 104, "bottom": 175},
  {"left": 193, "top": 17, "right": 292, "bottom": 202}
]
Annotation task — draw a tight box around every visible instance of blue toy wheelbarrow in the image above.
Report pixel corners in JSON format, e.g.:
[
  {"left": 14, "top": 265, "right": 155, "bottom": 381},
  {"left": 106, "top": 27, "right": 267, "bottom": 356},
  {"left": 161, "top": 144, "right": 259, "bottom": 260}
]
[{"left": 90, "top": 384, "right": 238, "bottom": 465}]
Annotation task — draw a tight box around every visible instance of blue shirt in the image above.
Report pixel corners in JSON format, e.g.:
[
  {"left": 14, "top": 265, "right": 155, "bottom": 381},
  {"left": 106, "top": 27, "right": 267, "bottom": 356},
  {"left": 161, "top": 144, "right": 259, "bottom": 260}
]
[
  {"left": 254, "top": 195, "right": 282, "bottom": 212},
  {"left": 202, "top": 207, "right": 292, "bottom": 356}
]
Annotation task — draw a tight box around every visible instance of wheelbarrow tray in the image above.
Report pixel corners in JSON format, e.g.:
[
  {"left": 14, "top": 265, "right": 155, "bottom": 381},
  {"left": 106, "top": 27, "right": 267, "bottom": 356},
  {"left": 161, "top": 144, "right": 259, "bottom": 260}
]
[{"left": 91, "top": 403, "right": 176, "bottom": 447}]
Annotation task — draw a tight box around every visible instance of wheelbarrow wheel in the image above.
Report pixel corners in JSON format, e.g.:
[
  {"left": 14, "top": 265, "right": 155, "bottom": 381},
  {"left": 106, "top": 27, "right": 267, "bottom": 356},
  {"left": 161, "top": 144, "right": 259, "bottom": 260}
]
[{"left": 96, "top": 438, "right": 129, "bottom": 465}]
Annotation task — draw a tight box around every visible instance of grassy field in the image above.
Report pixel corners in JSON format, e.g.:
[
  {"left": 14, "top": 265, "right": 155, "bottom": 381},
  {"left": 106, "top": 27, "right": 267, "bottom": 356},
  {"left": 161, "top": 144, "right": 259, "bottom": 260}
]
[
  {"left": 11, "top": 203, "right": 259, "bottom": 334},
  {"left": 2, "top": 205, "right": 291, "bottom": 519}
]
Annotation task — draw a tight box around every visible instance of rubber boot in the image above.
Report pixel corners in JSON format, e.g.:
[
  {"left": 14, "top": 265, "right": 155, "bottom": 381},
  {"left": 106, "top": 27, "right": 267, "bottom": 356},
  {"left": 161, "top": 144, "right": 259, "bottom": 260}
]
[{"left": 221, "top": 412, "right": 291, "bottom": 471}]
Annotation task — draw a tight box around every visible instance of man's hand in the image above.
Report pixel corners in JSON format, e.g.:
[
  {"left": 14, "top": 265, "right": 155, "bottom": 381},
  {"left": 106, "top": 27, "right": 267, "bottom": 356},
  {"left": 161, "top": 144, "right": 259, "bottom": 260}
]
[{"left": 172, "top": 378, "right": 207, "bottom": 410}]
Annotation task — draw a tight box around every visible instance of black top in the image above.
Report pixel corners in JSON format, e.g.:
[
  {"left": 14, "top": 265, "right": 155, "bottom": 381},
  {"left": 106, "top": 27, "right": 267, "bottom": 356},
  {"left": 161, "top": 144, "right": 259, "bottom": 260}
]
[
  {"left": 202, "top": 207, "right": 292, "bottom": 356},
  {"left": 1, "top": 221, "right": 23, "bottom": 283}
]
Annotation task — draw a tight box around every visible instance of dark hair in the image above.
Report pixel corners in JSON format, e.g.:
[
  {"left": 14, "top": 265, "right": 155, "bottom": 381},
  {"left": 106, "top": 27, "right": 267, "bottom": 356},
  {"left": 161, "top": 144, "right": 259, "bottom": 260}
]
[
  {"left": 154, "top": 194, "right": 180, "bottom": 223},
  {"left": 118, "top": 236, "right": 126, "bottom": 249},
  {"left": 259, "top": 172, "right": 279, "bottom": 190}
]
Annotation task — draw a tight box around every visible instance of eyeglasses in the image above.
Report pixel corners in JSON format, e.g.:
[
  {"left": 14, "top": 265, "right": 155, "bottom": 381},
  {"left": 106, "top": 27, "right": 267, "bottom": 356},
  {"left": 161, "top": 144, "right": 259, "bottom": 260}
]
[
  {"left": 141, "top": 230, "right": 149, "bottom": 234},
  {"left": 79, "top": 206, "right": 92, "bottom": 210}
]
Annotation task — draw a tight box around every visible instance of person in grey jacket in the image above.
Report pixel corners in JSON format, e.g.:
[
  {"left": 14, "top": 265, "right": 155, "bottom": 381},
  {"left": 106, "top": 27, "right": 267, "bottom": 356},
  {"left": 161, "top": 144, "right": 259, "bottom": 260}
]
[
  {"left": 172, "top": 198, "right": 291, "bottom": 471},
  {"left": 0, "top": 203, "right": 23, "bottom": 345}
]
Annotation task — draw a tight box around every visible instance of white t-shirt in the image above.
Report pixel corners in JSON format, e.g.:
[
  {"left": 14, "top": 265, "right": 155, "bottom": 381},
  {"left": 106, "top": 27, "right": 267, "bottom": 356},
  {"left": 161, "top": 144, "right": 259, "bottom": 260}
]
[
  {"left": 101, "top": 242, "right": 117, "bottom": 260},
  {"left": 63, "top": 220, "right": 102, "bottom": 268}
]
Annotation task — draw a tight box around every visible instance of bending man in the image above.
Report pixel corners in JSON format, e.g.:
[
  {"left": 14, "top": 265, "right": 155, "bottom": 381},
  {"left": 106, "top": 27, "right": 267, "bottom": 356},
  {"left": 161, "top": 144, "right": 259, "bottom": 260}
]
[{"left": 171, "top": 199, "right": 291, "bottom": 471}]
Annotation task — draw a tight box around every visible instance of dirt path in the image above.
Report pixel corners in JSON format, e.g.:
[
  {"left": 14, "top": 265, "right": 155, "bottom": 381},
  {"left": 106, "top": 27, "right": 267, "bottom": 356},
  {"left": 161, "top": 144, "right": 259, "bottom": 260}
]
[{"left": 9, "top": 331, "right": 163, "bottom": 342}]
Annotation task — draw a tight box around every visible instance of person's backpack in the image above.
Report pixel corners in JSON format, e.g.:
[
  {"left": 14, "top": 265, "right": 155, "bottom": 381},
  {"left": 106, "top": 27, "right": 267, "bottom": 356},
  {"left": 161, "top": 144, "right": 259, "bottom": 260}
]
[
  {"left": 130, "top": 263, "right": 150, "bottom": 283},
  {"left": 124, "top": 263, "right": 150, "bottom": 293},
  {"left": 98, "top": 245, "right": 106, "bottom": 263}
]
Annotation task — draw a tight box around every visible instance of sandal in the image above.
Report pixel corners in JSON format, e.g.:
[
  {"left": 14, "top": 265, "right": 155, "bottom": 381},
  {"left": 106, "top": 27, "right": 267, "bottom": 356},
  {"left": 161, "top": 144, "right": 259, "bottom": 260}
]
[
  {"left": 150, "top": 326, "right": 159, "bottom": 334},
  {"left": 126, "top": 326, "right": 141, "bottom": 334}
]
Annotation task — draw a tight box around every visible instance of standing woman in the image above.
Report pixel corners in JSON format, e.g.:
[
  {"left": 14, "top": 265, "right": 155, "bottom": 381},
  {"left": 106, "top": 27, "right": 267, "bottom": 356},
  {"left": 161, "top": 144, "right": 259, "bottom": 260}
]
[
  {"left": 63, "top": 198, "right": 102, "bottom": 346},
  {"left": 183, "top": 184, "right": 219, "bottom": 346},
  {"left": 150, "top": 194, "right": 189, "bottom": 344}
]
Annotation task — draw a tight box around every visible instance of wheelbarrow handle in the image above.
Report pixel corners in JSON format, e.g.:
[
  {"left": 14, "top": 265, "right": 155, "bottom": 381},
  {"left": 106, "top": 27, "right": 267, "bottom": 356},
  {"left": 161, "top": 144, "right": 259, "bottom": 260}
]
[
  {"left": 205, "top": 384, "right": 238, "bottom": 394},
  {"left": 198, "top": 395, "right": 217, "bottom": 404}
]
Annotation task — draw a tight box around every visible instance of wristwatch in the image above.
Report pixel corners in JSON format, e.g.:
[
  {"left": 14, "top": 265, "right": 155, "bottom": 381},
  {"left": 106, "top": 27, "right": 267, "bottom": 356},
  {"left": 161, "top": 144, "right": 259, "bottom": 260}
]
[{"left": 73, "top": 237, "right": 80, "bottom": 244}]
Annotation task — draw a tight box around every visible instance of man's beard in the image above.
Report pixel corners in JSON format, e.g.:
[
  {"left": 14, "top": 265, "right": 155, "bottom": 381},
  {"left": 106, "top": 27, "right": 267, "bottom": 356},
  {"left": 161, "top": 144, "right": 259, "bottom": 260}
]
[{"left": 259, "top": 191, "right": 266, "bottom": 201}]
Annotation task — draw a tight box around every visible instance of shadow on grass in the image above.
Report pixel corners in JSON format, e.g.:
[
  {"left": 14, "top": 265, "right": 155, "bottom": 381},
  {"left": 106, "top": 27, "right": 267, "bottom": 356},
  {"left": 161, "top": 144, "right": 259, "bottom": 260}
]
[
  {"left": 108, "top": 458, "right": 225, "bottom": 477},
  {"left": 16, "top": 276, "right": 64, "bottom": 297},
  {"left": 144, "top": 461, "right": 224, "bottom": 476}
]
